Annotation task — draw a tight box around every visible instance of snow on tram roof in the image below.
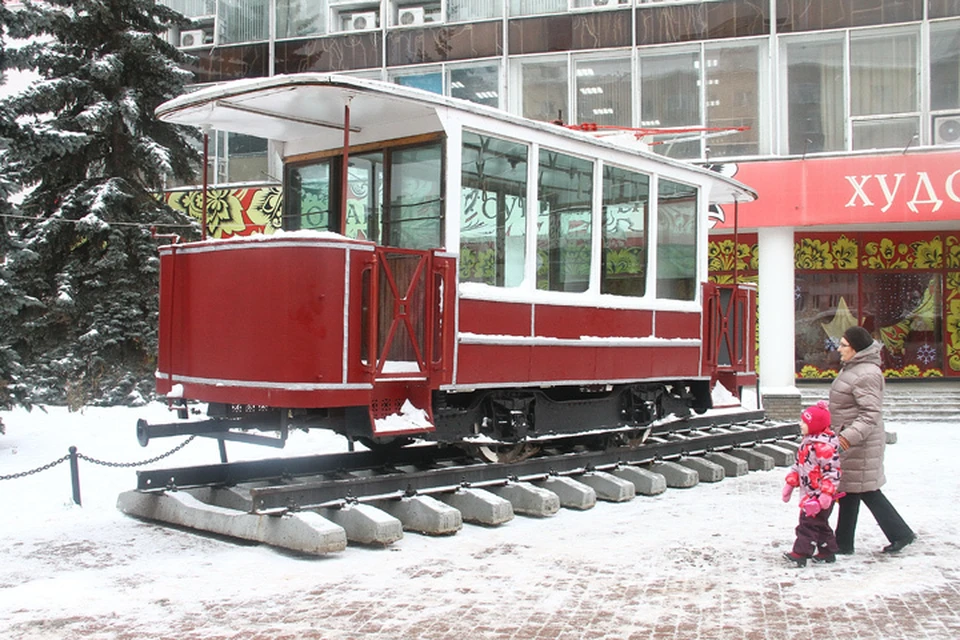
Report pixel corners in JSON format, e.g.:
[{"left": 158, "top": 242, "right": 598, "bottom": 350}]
[{"left": 157, "top": 73, "right": 756, "bottom": 204}]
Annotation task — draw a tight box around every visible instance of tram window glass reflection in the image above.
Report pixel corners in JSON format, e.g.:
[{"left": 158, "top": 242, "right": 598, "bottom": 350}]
[
  {"left": 285, "top": 160, "right": 334, "bottom": 231},
  {"left": 345, "top": 152, "right": 384, "bottom": 243},
  {"left": 656, "top": 179, "right": 698, "bottom": 301},
  {"left": 537, "top": 150, "right": 593, "bottom": 293},
  {"left": 602, "top": 166, "right": 649, "bottom": 297},
  {"left": 387, "top": 143, "right": 443, "bottom": 249},
  {"left": 460, "top": 132, "right": 528, "bottom": 287}
]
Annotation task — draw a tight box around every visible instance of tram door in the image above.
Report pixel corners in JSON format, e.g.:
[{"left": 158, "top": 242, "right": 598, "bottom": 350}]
[{"left": 347, "top": 141, "right": 451, "bottom": 430}]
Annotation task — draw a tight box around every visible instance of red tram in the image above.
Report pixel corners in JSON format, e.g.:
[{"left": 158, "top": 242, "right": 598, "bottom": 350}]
[{"left": 144, "top": 74, "right": 757, "bottom": 460}]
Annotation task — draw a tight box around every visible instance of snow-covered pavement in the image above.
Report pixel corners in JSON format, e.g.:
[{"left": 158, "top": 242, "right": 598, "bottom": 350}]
[{"left": 1, "top": 403, "right": 957, "bottom": 639}]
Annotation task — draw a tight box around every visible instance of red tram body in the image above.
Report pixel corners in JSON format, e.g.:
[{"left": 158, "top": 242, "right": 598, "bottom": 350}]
[{"left": 149, "top": 75, "right": 758, "bottom": 455}]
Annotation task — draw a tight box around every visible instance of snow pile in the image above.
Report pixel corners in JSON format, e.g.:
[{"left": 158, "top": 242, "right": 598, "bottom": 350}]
[{"left": 373, "top": 399, "right": 433, "bottom": 434}]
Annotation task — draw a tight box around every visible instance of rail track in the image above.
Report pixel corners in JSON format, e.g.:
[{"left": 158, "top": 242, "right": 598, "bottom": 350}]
[{"left": 117, "top": 410, "right": 800, "bottom": 555}]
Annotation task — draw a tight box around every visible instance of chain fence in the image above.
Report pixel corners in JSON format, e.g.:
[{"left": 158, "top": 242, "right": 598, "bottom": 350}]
[{"left": 0, "top": 435, "right": 197, "bottom": 505}]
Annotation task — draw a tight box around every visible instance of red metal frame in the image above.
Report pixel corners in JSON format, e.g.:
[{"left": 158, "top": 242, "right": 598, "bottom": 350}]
[{"left": 703, "top": 282, "right": 757, "bottom": 395}]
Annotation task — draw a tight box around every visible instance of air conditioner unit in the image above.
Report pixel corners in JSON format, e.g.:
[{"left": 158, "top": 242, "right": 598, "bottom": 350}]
[
  {"left": 933, "top": 114, "right": 960, "bottom": 146},
  {"left": 179, "top": 29, "right": 206, "bottom": 48},
  {"left": 399, "top": 7, "right": 426, "bottom": 26},
  {"left": 349, "top": 11, "right": 378, "bottom": 31}
]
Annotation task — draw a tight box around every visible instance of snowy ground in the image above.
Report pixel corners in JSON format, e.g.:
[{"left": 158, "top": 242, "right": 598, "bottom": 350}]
[{"left": 1, "top": 402, "right": 958, "bottom": 640}]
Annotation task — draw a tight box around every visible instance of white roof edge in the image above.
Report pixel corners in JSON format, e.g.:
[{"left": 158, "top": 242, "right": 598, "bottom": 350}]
[{"left": 157, "top": 73, "right": 757, "bottom": 205}]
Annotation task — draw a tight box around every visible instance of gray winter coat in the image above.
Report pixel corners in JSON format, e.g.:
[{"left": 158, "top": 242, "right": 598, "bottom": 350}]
[{"left": 828, "top": 341, "right": 887, "bottom": 493}]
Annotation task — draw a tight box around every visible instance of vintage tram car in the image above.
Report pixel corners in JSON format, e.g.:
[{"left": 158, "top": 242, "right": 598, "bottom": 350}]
[{"left": 142, "top": 74, "right": 757, "bottom": 460}]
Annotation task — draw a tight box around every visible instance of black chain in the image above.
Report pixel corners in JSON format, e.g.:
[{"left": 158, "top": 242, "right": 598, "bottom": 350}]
[
  {"left": 0, "top": 455, "right": 70, "bottom": 481},
  {"left": 76, "top": 435, "right": 197, "bottom": 468},
  {"left": 0, "top": 435, "right": 197, "bottom": 479}
]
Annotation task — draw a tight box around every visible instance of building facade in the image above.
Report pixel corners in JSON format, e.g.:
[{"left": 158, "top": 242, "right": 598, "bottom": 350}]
[{"left": 159, "top": 0, "right": 960, "bottom": 394}]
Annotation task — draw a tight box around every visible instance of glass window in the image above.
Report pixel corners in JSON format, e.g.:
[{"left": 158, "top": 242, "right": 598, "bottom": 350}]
[
  {"left": 794, "top": 272, "right": 859, "bottom": 374},
  {"left": 387, "top": 143, "right": 443, "bottom": 249},
  {"left": 393, "top": 70, "right": 443, "bottom": 95},
  {"left": 705, "top": 43, "right": 761, "bottom": 158},
  {"left": 863, "top": 273, "right": 942, "bottom": 373},
  {"left": 448, "top": 0, "right": 502, "bottom": 22},
  {"left": 795, "top": 272, "right": 943, "bottom": 375},
  {"left": 218, "top": 0, "right": 269, "bottom": 44},
  {"left": 849, "top": 29, "right": 919, "bottom": 150},
  {"left": 286, "top": 161, "right": 334, "bottom": 232},
  {"left": 509, "top": 0, "right": 566, "bottom": 17},
  {"left": 160, "top": 0, "right": 216, "bottom": 18},
  {"left": 519, "top": 59, "right": 569, "bottom": 123},
  {"left": 276, "top": 0, "right": 326, "bottom": 39},
  {"left": 602, "top": 166, "right": 649, "bottom": 297},
  {"left": 222, "top": 133, "right": 268, "bottom": 183},
  {"left": 656, "top": 179, "right": 698, "bottom": 301},
  {"left": 346, "top": 152, "right": 384, "bottom": 243},
  {"left": 460, "top": 132, "right": 529, "bottom": 287},
  {"left": 575, "top": 57, "right": 631, "bottom": 127},
  {"left": 850, "top": 30, "right": 918, "bottom": 117},
  {"left": 783, "top": 35, "right": 845, "bottom": 154},
  {"left": 449, "top": 64, "right": 500, "bottom": 109},
  {"left": 639, "top": 50, "right": 701, "bottom": 159},
  {"left": 537, "top": 150, "right": 593, "bottom": 293},
  {"left": 852, "top": 117, "right": 919, "bottom": 150},
  {"left": 930, "top": 21, "right": 960, "bottom": 111}
]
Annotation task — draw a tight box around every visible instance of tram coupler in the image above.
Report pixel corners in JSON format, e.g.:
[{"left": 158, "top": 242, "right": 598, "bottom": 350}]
[{"left": 136, "top": 416, "right": 289, "bottom": 449}]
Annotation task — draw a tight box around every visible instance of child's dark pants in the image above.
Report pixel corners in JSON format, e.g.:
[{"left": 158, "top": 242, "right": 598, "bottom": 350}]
[{"left": 793, "top": 503, "right": 839, "bottom": 557}]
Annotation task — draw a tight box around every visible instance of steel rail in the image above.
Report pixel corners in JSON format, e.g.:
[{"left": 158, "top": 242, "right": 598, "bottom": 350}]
[
  {"left": 134, "top": 410, "right": 766, "bottom": 492},
  {"left": 246, "top": 419, "right": 798, "bottom": 514}
]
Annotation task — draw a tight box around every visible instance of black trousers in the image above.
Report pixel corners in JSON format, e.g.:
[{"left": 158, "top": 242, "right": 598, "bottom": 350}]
[{"left": 835, "top": 490, "right": 913, "bottom": 551}]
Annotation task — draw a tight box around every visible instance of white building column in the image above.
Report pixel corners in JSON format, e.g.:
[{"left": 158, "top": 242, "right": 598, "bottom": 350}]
[{"left": 757, "top": 226, "right": 802, "bottom": 421}]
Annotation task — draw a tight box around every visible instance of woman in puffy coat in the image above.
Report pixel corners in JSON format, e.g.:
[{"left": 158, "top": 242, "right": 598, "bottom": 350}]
[{"left": 830, "top": 325, "right": 915, "bottom": 554}]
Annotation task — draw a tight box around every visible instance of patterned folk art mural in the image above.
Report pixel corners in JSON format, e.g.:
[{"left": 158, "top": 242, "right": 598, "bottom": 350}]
[
  {"left": 164, "top": 186, "right": 283, "bottom": 239},
  {"left": 710, "top": 232, "right": 960, "bottom": 380}
]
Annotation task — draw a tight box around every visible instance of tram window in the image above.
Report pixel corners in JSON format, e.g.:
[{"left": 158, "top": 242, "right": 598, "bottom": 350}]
[
  {"left": 386, "top": 143, "right": 443, "bottom": 250},
  {"left": 346, "top": 152, "right": 384, "bottom": 243},
  {"left": 460, "top": 132, "right": 528, "bottom": 287},
  {"left": 285, "top": 160, "right": 335, "bottom": 232},
  {"left": 656, "top": 179, "right": 698, "bottom": 301},
  {"left": 601, "top": 166, "right": 649, "bottom": 297},
  {"left": 537, "top": 150, "right": 593, "bottom": 293}
]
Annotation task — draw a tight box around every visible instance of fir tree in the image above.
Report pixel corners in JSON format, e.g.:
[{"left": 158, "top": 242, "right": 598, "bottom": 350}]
[{"left": 0, "top": 0, "right": 201, "bottom": 408}]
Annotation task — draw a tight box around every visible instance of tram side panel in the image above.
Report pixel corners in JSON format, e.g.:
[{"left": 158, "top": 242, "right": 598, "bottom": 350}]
[
  {"left": 455, "top": 298, "right": 704, "bottom": 387},
  {"left": 156, "top": 241, "right": 373, "bottom": 408}
]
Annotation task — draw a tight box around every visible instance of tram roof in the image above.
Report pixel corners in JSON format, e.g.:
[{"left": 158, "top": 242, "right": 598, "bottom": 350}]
[{"left": 157, "top": 73, "right": 756, "bottom": 205}]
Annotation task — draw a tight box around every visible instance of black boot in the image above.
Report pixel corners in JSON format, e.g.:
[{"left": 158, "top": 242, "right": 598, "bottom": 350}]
[
  {"left": 882, "top": 534, "right": 915, "bottom": 554},
  {"left": 783, "top": 552, "right": 808, "bottom": 567}
]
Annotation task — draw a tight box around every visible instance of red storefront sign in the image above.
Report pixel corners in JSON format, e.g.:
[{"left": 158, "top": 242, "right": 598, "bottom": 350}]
[{"left": 715, "top": 150, "right": 960, "bottom": 229}]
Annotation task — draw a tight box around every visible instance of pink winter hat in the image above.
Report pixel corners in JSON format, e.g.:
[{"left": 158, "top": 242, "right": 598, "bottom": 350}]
[{"left": 801, "top": 401, "right": 831, "bottom": 435}]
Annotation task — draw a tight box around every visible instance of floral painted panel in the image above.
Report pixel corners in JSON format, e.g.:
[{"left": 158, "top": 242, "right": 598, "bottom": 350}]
[{"left": 165, "top": 186, "right": 283, "bottom": 239}]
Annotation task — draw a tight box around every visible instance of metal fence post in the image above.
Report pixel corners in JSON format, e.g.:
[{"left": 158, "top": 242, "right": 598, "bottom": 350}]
[{"left": 68, "top": 446, "right": 81, "bottom": 506}]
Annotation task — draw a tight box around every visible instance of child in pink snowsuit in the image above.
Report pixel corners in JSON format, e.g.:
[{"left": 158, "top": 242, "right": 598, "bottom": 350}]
[{"left": 782, "top": 401, "right": 842, "bottom": 567}]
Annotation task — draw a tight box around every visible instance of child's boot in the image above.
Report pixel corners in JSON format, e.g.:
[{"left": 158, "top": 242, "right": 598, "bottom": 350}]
[{"left": 782, "top": 552, "right": 808, "bottom": 567}]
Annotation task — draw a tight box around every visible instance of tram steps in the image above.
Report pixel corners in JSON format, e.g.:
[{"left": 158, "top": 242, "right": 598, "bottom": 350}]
[{"left": 799, "top": 383, "right": 960, "bottom": 423}]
